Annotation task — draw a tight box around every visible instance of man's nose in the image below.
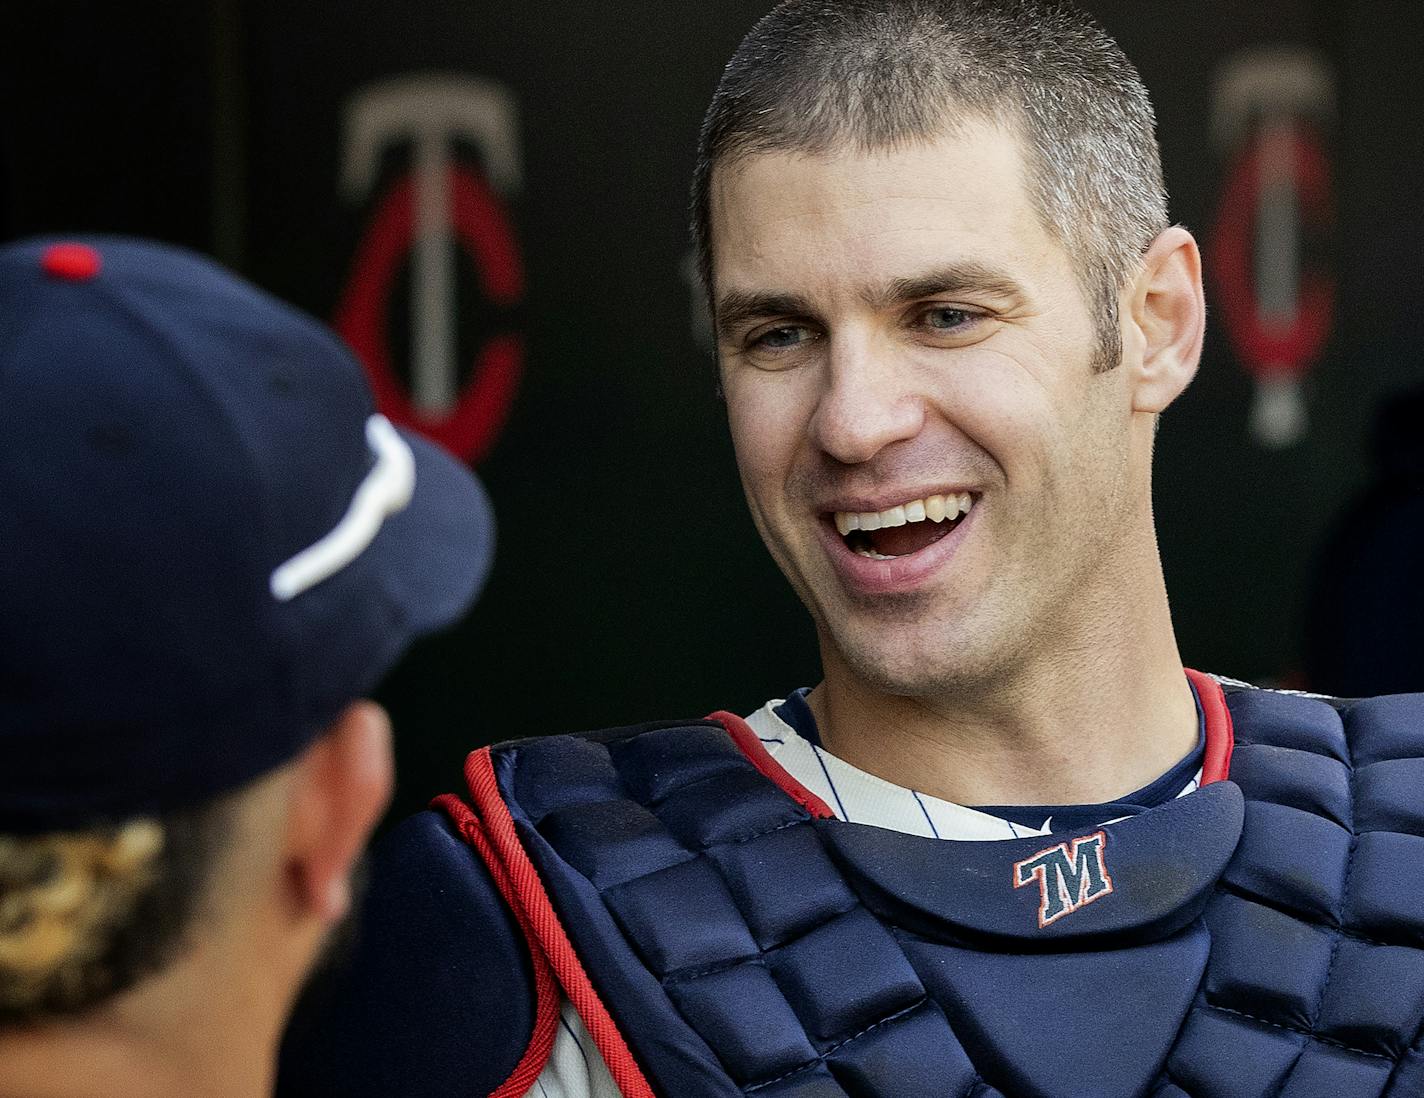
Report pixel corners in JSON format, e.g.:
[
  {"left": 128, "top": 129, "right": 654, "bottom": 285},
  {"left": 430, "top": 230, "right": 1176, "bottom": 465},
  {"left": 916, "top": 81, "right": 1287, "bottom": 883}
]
[{"left": 808, "top": 334, "right": 925, "bottom": 465}]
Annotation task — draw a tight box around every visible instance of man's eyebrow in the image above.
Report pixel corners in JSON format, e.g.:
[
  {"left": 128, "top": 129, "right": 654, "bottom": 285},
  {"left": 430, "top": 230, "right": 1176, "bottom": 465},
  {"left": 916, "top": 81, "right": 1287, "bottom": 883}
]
[
  {"left": 713, "top": 291, "right": 817, "bottom": 341},
  {"left": 714, "top": 264, "right": 1028, "bottom": 339},
  {"left": 871, "top": 263, "right": 1028, "bottom": 310}
]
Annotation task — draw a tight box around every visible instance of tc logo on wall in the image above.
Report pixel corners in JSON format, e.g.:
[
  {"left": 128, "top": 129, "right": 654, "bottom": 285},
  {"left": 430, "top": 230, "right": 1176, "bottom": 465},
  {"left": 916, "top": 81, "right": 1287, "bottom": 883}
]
[
  {"left": 1209, "top": 47, "right": 1337, "bottom": 450},
  {"left": 335, "top": 75, "right": 524, "bottom": 465}
]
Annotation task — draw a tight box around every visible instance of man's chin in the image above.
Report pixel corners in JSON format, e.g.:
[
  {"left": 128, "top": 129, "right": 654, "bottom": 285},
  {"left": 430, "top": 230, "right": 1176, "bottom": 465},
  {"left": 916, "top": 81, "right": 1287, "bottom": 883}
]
[
  {"left": 825, "top": 607, "right": 1018, "bottom": 698},
  {"left": 834, "top": 638, "right": 971, "bottom": 698}
]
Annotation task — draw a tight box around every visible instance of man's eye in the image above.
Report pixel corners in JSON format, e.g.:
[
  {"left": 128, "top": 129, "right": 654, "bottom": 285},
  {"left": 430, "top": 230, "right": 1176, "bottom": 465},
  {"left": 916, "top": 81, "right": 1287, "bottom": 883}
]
[
  {"left": 922, "top": 306, "right": 974, "bottom": 330},
  {"left": 750, "top": 325, "right": 812, "bottom": 350}
]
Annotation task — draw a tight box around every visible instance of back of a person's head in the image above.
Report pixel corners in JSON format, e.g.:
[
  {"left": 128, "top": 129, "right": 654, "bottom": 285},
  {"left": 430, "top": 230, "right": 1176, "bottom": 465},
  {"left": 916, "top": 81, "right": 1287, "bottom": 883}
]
[{"left": 0, "top": 236, "right": 494, "bottom": 1095}]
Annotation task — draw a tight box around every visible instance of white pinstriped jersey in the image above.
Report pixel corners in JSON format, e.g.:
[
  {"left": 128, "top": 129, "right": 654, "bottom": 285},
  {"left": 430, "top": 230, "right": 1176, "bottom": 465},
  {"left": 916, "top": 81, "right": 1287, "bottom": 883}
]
[{"left": 522, "top": 698, "right": 1204, "bottom": 1098}]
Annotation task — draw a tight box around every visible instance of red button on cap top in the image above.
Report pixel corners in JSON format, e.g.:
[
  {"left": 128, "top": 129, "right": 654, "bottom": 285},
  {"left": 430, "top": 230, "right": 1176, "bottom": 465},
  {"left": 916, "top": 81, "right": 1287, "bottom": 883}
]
[{"left": 41, "top": 242, "right": 103, "bottom": 281}]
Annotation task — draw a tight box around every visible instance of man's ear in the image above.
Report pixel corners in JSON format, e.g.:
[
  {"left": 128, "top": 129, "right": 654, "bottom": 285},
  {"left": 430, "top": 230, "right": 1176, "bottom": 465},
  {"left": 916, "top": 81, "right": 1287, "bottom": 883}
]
[
  {"left": 283, "top": 700, "right": 393, "bottom": 924},
  {"left": 1126, "top": 226, "right": 1205, "bottom": 414}
]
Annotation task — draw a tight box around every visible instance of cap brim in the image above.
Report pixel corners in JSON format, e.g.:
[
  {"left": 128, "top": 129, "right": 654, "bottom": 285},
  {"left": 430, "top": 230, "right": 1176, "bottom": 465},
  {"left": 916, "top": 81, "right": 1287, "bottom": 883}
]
[{"left": 373, "top": 427, "right": 496, "bottom": 640}]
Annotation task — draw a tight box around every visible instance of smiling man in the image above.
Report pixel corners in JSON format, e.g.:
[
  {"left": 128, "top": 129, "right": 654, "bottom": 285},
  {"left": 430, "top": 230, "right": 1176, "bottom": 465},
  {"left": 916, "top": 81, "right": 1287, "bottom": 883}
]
[
  {"left": 708, "top": 119, "right": 1203, "bottom": 816},
  {"left": 278, "top": 3, "right": 1424, "bottom": 1097}
]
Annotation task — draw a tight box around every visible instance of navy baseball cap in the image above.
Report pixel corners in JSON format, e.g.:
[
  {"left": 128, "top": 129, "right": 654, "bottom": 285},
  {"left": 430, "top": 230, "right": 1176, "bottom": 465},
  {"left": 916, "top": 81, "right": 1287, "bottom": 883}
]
[{"left": 0, "top": 236, "right": 495, "bottom": 832}]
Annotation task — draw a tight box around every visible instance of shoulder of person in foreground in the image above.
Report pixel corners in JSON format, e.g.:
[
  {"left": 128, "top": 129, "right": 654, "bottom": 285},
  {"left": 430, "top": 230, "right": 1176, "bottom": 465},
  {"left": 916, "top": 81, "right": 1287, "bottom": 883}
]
[{"left": 276, "top": 808, "right": 538, "bottom": 1098}]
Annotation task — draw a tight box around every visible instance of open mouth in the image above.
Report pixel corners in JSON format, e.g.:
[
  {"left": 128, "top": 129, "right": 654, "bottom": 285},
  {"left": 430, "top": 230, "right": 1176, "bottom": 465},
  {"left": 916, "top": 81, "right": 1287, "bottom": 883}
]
[{"left": 830, "top": 492, "right": 975, "bottom": 560}]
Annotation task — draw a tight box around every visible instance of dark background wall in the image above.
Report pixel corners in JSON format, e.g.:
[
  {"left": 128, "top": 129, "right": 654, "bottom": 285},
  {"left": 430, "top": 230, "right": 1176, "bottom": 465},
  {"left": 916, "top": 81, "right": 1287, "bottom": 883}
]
[{"left": 5, "top": 1, "right": 1421, "bottom": 823}]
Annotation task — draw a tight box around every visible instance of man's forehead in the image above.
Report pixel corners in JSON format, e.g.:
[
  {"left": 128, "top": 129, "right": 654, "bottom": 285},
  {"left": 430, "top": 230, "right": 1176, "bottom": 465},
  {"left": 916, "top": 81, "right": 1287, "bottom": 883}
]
[
  {"left": 712, "top": 114, "right": 1024, "bottom": 199},
  {"left": 708, "top": 124, "right": 1058, "bottom": 307}
]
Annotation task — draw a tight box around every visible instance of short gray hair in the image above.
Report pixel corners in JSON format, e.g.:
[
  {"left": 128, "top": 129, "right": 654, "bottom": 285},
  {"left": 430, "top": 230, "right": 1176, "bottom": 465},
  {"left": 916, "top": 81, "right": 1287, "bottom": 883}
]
[{"left": 690, "top": 0, "right": 1170, "bottom": 370}]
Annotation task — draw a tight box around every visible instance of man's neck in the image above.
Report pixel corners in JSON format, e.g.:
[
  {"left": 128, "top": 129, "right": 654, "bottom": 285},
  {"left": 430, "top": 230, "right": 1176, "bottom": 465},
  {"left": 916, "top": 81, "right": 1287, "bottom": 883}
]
[
  {"left": 808, "top": 570, "right": 1198, "bottom": 809},
  {"left": 0, "top": 1028, "right": 271, "bottom": 1098},
  {"left": 0, "top": 948, "right": 281, "bottom": 1098}
]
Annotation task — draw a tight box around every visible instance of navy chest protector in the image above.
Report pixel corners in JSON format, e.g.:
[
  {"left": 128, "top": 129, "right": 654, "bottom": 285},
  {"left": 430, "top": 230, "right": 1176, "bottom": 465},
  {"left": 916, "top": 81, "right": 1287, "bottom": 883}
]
[{"left": 445, "top": 680, "right": 1424, "bottom": 1098}]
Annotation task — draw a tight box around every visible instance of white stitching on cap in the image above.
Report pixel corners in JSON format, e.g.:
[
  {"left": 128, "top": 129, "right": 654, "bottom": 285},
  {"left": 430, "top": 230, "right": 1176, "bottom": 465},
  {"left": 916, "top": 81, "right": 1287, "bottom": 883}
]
[{"left": 269, "top": 414, "right": 416, "bottom": 601}]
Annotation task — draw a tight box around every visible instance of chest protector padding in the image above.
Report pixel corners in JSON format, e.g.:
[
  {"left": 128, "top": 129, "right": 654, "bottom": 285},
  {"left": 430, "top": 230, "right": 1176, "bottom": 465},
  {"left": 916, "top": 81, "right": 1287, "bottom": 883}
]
[{"left": 493, "top": 690, "right": 1424, "bottom": 1097}]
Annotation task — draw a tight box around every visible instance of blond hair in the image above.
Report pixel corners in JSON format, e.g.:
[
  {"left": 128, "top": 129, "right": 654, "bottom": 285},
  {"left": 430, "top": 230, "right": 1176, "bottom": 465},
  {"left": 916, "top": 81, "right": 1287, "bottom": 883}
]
[{"left": 0, "top": 803, "right": 227, "bottom": 1023}]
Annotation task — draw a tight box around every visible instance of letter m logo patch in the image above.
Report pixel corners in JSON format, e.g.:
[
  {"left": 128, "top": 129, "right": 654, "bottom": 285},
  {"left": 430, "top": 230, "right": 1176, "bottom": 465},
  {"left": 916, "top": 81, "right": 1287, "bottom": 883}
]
[{"left": 1013, "top": 830, "right": 1114, "bottom": 928}]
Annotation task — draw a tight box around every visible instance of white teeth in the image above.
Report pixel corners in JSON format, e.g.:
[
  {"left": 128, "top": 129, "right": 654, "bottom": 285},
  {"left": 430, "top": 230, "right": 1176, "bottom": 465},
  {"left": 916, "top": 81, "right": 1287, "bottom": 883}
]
[
  {"left": 855, "top": 548, "right": 897, "bottom": 560},
  {"left": 833, "top": 492, "right": 975, "bottom": 537}
]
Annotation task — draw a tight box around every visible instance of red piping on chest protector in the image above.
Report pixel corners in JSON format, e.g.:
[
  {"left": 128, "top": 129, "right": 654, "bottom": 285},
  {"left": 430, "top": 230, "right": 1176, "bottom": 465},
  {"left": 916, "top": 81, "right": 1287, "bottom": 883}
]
[
  {"left": 431, "top": 792, "right": 558, "bottom": 1098},
  {"left": 459, "top": 747, "right": 656, "bottom": 1098},
  {"left": 1185, "top": 668, "right": 1235, "bottom": 785},
  {"left": 710, "top": 710, "right": 836, "bottom": 819}
]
